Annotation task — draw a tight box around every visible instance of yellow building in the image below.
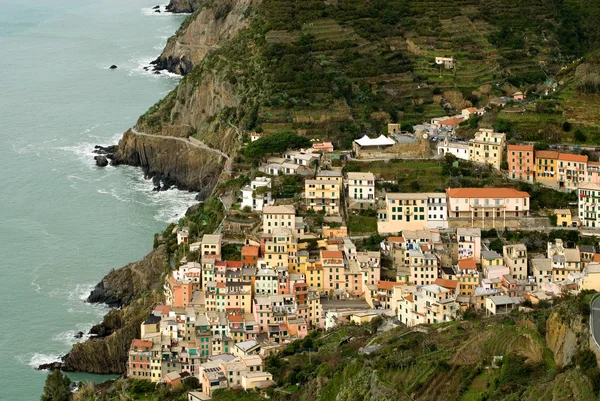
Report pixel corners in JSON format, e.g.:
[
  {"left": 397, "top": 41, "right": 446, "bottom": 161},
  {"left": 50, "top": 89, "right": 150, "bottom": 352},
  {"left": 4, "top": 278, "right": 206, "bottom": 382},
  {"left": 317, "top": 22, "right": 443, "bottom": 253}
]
[
  {"left": 305, "top": 179, "right": 341, "bottom": 215},
  {"left": 535, "top": 150, "right": 559, "bottom": 185},
  {"left": 579, "top": 263, "right": 600, "bottom": 291},
  {"left": 306, "top": 262, "right": 324, "bottom": 291},
  {"left": 555, "top": 209, "right": 576, "bottom": 227},
  {"left": 377, "top": 193, "right": 429, "bottom": 234},
  {"left": 263, "top": 229, "right": 295, "bottom": 269},
  {"left": 468, "top": 129, "right": 506, "bottom": 170}
]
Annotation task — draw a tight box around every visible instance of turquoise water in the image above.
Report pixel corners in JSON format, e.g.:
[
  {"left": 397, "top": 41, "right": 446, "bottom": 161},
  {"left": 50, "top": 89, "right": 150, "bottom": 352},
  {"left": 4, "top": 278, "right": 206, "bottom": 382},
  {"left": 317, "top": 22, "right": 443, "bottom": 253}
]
[{"left": 0, "top": 1, "right": 191, "bottom": 399}]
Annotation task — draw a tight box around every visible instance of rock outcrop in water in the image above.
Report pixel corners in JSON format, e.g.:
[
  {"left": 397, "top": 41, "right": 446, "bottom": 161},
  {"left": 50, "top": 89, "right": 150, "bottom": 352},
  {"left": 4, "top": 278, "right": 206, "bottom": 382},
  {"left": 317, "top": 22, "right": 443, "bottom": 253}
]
[
  {"left": 38, "top": 246, "right": 167, "bottom": 374},
  {"left": 153, "top": 0, "right": 257, "bottom": 75},
  {"left": 165, "top": 0, "right": 204, "bottom": 14}
]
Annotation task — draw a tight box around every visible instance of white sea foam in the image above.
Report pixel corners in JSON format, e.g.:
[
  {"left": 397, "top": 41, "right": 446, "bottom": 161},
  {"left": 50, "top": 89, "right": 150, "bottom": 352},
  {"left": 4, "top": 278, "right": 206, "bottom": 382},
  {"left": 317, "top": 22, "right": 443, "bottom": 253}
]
[
  {"left": 141, "top": 5, "right": 176, "bottom": 16},
  {"left": 27, "top": 353, "right": 62, "bottom": 369}
]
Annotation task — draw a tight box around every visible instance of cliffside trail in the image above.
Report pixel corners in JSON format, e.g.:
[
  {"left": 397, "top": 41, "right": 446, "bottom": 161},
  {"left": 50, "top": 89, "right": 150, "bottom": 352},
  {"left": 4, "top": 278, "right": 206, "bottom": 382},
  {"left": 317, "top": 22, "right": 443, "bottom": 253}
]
[{"left": 129, "top": 127, "right": 232, "bottom": 173}]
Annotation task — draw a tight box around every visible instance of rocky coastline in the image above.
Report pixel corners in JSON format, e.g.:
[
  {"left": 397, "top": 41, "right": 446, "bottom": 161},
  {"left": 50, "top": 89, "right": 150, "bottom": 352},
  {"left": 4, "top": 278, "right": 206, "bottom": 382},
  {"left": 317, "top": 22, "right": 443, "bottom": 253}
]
[
  {"left": 38, "top": 246, "right": 167, "bottom": 373},
  {"left": 38, "top": 0, "right": 243, "bottom": 375}
]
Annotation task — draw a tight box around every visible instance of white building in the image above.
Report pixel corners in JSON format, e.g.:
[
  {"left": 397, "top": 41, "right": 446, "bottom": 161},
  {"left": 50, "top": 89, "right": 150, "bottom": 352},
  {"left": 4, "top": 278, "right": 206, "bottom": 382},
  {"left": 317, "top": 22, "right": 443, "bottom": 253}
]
[
  {"left": 397, "top": 284, "right": 457, "bottom": 327},
  {"left": 457, "top": 228, "right": 482, "bottom": 263},
  {"left": 255, "top": 269, "right": 278, "bottom": 295},
  {"left": 262, "top": 205, "right": 296, "bottom": 234},
  {"left": 427, "top": 193, "right": 448, "bottom": 229},
  {"left": 241, "top": 177, "right": 273, "bottom": 212},
  {"left": 437, "top": 136, "right": 469, "bottom": 161},
  {"left": 578, "top": 183, "right": 600, "bottom": 228},
  {"left": 346, "top": 172, "right": 375, "bottom": 210}
]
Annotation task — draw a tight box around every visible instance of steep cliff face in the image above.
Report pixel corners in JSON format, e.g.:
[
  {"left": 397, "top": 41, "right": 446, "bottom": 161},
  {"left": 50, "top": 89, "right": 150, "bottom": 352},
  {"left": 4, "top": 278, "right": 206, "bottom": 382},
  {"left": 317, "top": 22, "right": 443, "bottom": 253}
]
[
  {"left": 87, "top": 244, "right": 168, "bottom": 307},
  {"left": 112, "top": 129, "right": 224, "bottom": 195},
  {"left": 154, "top": 0, "right": 258, "bottom": 75},
  {"left": 56, "top": 247, "right": 167, "bottom": 374},
  {"left": 546, "top": 311, "right": 589, "bottom": 368}
]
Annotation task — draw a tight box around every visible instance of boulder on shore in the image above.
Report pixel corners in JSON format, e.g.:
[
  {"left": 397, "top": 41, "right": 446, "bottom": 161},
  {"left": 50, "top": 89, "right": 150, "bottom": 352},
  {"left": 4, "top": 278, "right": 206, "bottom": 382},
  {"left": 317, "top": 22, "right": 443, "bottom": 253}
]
[
  {"left": 94, "top": 156, "right": 109, "bottom": 167},
  {"left": 109, "top": 65, "right": 117, "bottom": 70},
  {"left": 152, "top": 5, "right": 160, "bottom": 9}
]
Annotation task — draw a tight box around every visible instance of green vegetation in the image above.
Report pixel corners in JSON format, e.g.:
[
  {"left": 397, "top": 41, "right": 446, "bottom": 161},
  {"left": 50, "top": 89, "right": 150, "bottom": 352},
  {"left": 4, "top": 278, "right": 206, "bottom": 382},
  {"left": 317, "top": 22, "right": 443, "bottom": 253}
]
[
  {"left": 140, "top": 0, "right": 600, "bottom": 150},
  {"left": 41, "top": 370, "right": 71, "bottom": 401},
  {"left": 347, "top": 214, "right": 377, "bottom": 235},
  {"left": 242, "top": 132, "right": 312, "bottom": 162}
]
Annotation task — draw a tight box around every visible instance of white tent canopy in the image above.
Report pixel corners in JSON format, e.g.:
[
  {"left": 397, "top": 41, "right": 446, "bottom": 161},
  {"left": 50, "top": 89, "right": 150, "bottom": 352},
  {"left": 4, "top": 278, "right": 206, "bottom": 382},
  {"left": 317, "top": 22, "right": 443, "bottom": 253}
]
[{"left": 354, "top": 135, "right": 395, "bottom": 147}]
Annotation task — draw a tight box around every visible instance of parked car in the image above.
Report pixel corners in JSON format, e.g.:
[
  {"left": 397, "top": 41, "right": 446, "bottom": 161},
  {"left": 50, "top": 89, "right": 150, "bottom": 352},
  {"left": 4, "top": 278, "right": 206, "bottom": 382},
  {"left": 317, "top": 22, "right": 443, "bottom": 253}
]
[
  {"left": 573, "top": 145, "right": 581, "bottom": 150},
  {"left": 594, "top": 147, "right": 600, "bottom": 151}
]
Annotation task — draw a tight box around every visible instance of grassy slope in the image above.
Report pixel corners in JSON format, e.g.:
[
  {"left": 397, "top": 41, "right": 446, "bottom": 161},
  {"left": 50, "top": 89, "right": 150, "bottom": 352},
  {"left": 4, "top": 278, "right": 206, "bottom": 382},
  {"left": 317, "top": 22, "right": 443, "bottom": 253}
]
[{"left": 140, "top": 0, "right": 600, "bottom": 150}]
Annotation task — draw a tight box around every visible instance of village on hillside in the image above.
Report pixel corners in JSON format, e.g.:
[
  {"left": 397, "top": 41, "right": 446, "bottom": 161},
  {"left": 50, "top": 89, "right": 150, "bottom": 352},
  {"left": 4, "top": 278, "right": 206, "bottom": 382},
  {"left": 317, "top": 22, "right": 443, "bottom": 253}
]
[{"left": 124, "top": 113, "right": 600, "bottom": 399}]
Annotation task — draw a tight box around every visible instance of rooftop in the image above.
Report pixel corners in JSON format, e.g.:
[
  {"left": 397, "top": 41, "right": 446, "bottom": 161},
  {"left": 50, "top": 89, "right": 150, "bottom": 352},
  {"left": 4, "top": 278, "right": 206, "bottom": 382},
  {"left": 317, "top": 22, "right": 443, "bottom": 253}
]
[{"left": 446, "top": 187, "right": 529, "bottom": 199}]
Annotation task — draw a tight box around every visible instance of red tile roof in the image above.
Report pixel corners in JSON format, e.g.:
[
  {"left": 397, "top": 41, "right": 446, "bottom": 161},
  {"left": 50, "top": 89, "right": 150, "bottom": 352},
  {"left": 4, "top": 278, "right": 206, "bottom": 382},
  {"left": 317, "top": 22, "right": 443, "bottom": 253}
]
[
  {"left": 593, "top": 254, "right": 600, "bottom": 263},
  {"left": 558, "top": 153, "right": 588, "bottom": 163},
  {"left": 446, "top": 187, "right": 529, "bottom": 199},
  {"left": 434, "top": 278, "right": 458, "bottom": 290},
  {"left": 388, "top": 236, "right": 405, "bottom": 243},
  {"left": 321, "top": 250, "right": 343, "bottom": 258},
  {"left": 535, "top": 150, "right": 559, "bottom": 159},
  {"left": 378, "top": 280, "right": 401, "bottom": 291},
  {"left": 458, "top": 258, "right": 477, "bottom": 270},
  {"left": 242, "top": 246, "right": 259, "bottom": 256},
  {"left": 131, "top": 339, "right": 153, "bottom": 349},
  {"left": 154, "top": 305, "right": 171, "bottom": 315},
  {"left": 508, "top": 144, "right": 534, "bottom": 152},
  {"left": 226, "top": 260, "right": 243, "bottom": 269},
  {"left": 406, "top": 294, "right": 414, "bottom": 302},
  {"left": 439, "top": 117, "right": 463, "bottom": 127},
  {"left": 228, "top": 313, "right": 243, "bottom": 323}
]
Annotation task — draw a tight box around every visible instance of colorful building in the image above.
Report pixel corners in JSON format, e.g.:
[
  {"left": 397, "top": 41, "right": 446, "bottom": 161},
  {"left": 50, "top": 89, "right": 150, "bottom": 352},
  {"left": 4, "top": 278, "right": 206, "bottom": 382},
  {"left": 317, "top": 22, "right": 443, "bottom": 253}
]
[{"left": 507, "top": 144, "right": 534, "bottom": 182}]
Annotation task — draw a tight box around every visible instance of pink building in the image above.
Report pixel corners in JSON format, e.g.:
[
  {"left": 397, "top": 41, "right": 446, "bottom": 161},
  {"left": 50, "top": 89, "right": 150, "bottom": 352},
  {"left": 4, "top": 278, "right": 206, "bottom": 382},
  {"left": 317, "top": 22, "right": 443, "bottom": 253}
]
[
  {"left": 587, "top": 161, "right": 600, "bottom": 185},
  {"left": 312, "top": 141, "right": 334, "bottom": 153},
  {"left": 507, "top": 144, "right": 534, "bottom": 182}
]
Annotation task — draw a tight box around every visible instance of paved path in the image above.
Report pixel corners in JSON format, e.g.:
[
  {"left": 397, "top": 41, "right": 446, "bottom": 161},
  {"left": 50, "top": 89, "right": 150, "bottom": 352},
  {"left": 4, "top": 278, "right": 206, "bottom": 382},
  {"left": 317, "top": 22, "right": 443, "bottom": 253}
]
[
  {"left": 591, "top": 295, "right": 600, "bottom": 350},
  {"left": 130, "top": 127, "right": 232, "bottom": 173}
]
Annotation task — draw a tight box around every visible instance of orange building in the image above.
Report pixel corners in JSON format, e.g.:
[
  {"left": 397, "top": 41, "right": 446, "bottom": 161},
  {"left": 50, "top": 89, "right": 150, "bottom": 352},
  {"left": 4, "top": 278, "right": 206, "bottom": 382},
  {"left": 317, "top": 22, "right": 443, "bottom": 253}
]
[
  {"left": 507, "top": 144, "right": 534, "bottom": 182},
  {"left": 127, "top": 339, "right": 153, "bottom": 380},
  {"left": 242, "top": 245, "right": 259, "bottom": 267},
  {"left": 166, "top": 277, "right": 194, "bottom": 308}
]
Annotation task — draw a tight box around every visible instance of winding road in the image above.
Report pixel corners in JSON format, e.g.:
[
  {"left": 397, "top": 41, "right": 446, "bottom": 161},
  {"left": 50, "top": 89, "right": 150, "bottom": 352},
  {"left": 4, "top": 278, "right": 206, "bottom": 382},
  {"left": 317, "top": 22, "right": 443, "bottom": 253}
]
[
  {"left": 130, "top": 127, "right": 232, "bottom": 173},
  {"left": 591, "top": 294, "right": 600, "bottom": 350}
]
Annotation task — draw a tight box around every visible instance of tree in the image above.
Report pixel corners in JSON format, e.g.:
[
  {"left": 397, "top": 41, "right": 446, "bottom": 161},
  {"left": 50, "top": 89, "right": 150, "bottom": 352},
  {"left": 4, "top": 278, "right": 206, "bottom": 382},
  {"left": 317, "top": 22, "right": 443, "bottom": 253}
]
[
  {"left": 181, "top": 376, "right": 201, "bottom": 391},
  {"left": 41, "top": 370, "right": 71, "bottom": 401},
  {"left": 574, "top": 129, "right": 587, "bottom": 142},
  {"left": 489, "top": 238, "right": 504, "bottom": 253},
  {"left": 562, "top": 121, "right": 572, "bottom": 132}
]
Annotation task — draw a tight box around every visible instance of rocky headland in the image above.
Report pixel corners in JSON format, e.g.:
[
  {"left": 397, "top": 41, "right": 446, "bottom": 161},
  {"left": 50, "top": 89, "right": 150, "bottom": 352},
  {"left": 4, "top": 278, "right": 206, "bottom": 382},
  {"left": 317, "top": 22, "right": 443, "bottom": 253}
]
[{"left": 39, "top": 246, "right": 167, "bottom": 373}]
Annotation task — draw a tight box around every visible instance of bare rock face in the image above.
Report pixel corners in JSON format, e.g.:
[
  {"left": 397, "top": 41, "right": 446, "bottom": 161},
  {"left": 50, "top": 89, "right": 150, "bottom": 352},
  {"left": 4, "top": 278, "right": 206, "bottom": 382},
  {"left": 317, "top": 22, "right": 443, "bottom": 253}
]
[
  {"left": 112, "top": 130, "right": 223, "bottom": 198},
  {"left": 546, "top": 311, "right": 589, "bottom": 368},
  {"left": 153, "top": 0, "right": 259, "bottom": 75}
]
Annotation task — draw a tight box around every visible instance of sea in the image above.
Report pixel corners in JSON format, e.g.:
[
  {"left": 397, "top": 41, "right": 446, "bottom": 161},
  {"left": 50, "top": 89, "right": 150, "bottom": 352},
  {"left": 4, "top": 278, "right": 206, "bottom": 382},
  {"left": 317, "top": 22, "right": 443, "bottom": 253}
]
[{"left": 0, "top": 1, "right": 192, "bottom": 399}]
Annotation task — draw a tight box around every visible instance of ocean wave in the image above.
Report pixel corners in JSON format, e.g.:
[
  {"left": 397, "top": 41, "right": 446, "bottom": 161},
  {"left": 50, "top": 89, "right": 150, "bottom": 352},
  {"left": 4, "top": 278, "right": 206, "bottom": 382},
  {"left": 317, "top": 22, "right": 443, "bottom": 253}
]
[
  {"left": 141, "top": 5, "right": 176, "bottom": 16},
  {"left": 26, "top": 353, "right": 62, "bottom": 369},
  {"left": 52, "top": 322, "right": 95, "bottom": 346},
  {"left": 127, "top": 55, "right": 182, "bottom": 79}
]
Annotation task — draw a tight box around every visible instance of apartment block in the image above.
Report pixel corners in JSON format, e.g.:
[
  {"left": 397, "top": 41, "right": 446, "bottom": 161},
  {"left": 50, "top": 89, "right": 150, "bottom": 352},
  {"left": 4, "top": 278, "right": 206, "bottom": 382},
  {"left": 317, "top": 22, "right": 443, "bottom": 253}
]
[
  {"left": 346, "top": 172, "right": 375, "bottom": 210},
  {"left": 507, "top": 144, "right": 534, "bottom": 182},
  {"left": 468, "top": 129, "right": 506, "bottom": 170}
]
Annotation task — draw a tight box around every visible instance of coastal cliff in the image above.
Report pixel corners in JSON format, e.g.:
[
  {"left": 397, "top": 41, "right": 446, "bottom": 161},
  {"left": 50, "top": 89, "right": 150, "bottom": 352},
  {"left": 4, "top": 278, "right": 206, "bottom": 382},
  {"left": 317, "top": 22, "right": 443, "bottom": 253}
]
[
  {"left": 42, "top": 246, "right": 167, "bottom": 374},
  {"left": 154, "top": 0, "right": 258, "bottom": 75},
  {"left": 112, "top": 129, "right": 224, "bottom": 196},
  {"left": 546, "top": 306, "right": 591, "bottom": 368}
]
